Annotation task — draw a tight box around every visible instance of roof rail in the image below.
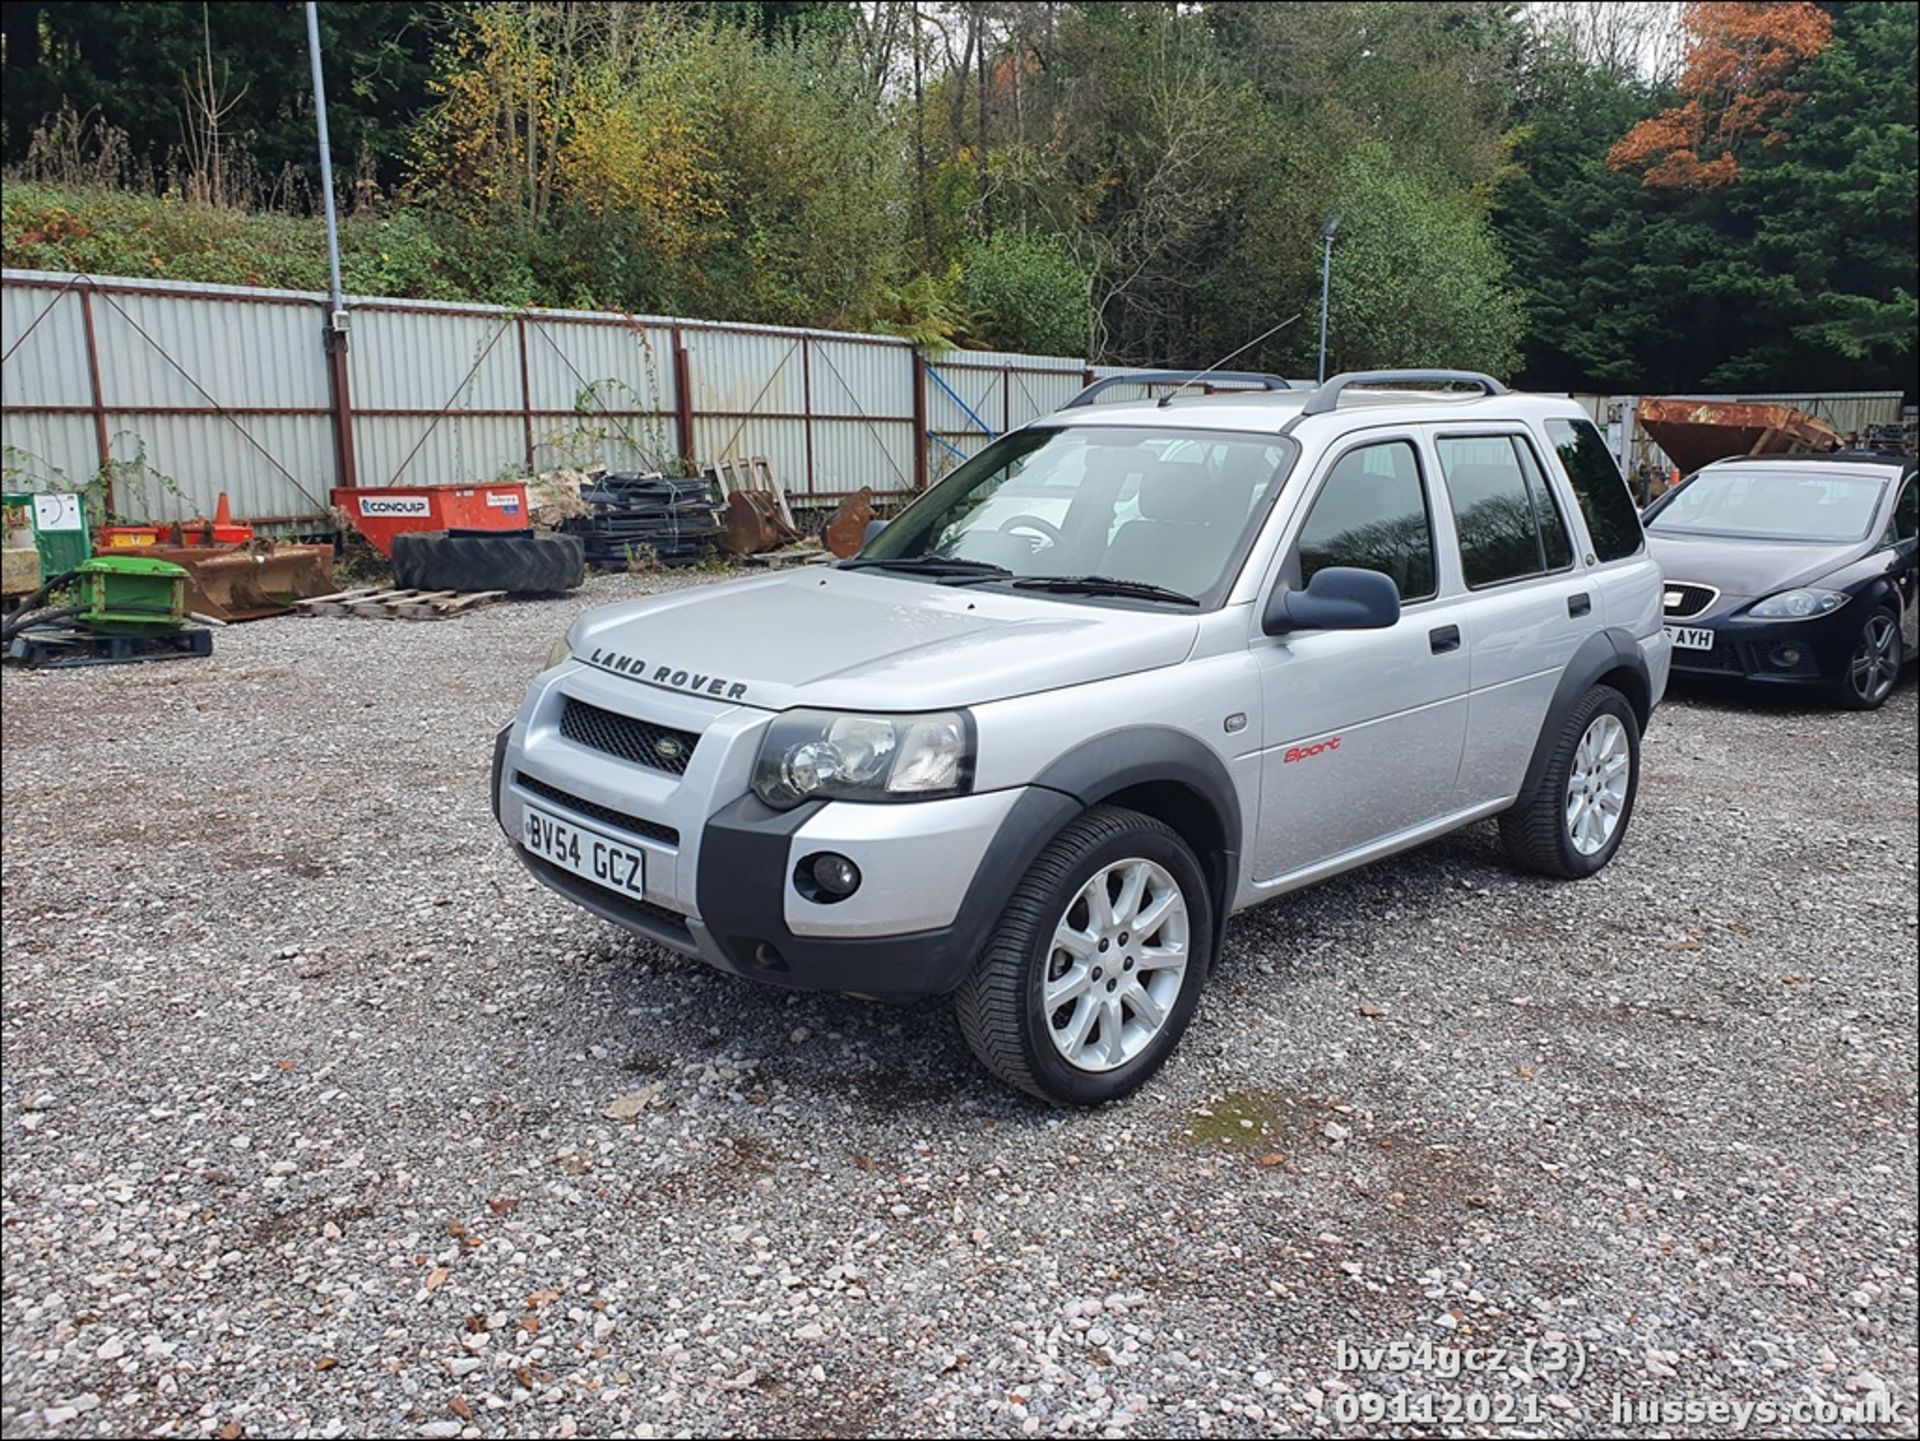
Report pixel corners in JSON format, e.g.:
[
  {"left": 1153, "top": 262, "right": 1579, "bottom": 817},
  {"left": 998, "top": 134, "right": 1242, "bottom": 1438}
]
[
  {"left": 1283, "top": 370, "right": 1509, "bottom": 431},
  {"left": 1062, "top": 369, "right": 1293, "bottom": 409}
]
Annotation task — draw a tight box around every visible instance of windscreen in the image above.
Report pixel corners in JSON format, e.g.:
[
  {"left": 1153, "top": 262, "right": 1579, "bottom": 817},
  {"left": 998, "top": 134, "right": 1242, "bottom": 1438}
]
[
  {"left": 859, "top": 426, "right": 1295, "bottom": 605},
  {"left": 1648, "top": 469, "right": 1886, "bottom": 543}
]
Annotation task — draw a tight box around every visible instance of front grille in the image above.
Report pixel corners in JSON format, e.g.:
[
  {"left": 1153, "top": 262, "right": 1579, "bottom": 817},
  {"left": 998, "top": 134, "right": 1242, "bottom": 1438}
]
[
  {"left": 1662, "top": 582, "right": 1719, "bottom": 619},
  {"left": 1672, "top": 641, "right": 1747, "bottom": 675},
  {"left": 560, "top": 698, "right": 700, "bottom": 775},
  {"left": 515, "top": 771, "right": 679, "bottom": 846}
]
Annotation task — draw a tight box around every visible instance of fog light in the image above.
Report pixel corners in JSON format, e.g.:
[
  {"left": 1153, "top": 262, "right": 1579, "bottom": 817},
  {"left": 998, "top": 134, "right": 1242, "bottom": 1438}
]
[
  {"left": 1771, "top": 645, "right": 1804, "bottom": 669},
  {"left": 813, "top": 853, "right": 861, "bottom": 896},
  {"left": 795, "top": 851, "right": 862, "bottom": 903}
]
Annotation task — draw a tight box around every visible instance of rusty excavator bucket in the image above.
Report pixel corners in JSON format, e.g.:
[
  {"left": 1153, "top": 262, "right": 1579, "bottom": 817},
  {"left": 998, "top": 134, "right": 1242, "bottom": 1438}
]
[
  {"left": 133, "top": 542, "right": 337, "bottom": 622},
  {"left": 822, "top": 488, "right": 875, "bottom": 559},
  {"left": 716, "top": 490, "right": 803, "bottom": 556}
]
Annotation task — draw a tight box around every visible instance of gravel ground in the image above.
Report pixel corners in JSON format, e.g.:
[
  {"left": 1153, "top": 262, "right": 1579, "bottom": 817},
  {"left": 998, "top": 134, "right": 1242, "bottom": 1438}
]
[{"left": 2, "top": 572, "right": 1915, "bottom": 1440}]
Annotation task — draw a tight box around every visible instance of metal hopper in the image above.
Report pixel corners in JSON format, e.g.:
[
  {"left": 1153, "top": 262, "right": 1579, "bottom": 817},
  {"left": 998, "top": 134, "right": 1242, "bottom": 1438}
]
[
  {"left": 122, "top": 542, "right": 337, "bottom": 622},
  {"left": 1637, "top": 397, "right": 1842, "bottom": 474}
]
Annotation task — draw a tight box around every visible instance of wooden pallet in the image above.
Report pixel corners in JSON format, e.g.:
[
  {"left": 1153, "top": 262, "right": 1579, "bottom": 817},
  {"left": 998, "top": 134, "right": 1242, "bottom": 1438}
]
[
  {"left": 710, "top": 455, "right": 795, "bottom": 529},
  {"left": 291, "top": 587, "right": 507, "bottom": 620},
  {"left": 7, "top": 625, "right": 213, "bottom": 668},
  {"left": 742, "top": 542, "right": 831, "bottom": 569}
]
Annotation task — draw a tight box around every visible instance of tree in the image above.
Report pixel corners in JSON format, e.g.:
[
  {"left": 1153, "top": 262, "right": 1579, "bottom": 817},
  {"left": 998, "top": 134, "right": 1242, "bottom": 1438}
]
[
  {"left": 1608, "top": 0, "right": 1832, "bottom": 188},
  {"left": 1492, "top": 37, "right": 1674, "bottom": 389},
  {"left": 1, "top": 2, "right": 440, "bottom": 196},
  {"left": 1524, "top": 1, "right": 1687, "bottom": 84},
  {"left": 410, "top": 5, "right": 908, "bottom": 324},
  {"left": 957, "top": 231, "right": 1091, "bottom": 355},
  {"left": 1318, "top": 142, "right": 1522, "bottom": 375},
  {"left": 1497, "top": 0, "right": 1915, "bottom": 394},
  {"left": 1707, "top": 1, "right": 1916, "bottom": 387}
]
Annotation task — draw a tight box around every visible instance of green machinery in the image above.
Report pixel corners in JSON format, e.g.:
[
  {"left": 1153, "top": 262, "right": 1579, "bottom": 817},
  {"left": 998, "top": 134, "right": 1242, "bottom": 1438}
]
[
  {"left": 4, "top": 549, "right": 212, "bottom": 668},
  {"left": 70, "top": 554, "right": 190, "bottom": 630}
]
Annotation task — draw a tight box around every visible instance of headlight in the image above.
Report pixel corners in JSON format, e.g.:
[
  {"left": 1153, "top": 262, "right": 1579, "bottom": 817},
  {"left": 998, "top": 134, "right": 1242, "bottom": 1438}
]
[
  {"left": 752, "top": 709, "right": 973, "bottom": 808},
  {"left": 544, "top": 634, "right": 574, "bottom": 670},
  {"left": 1749, "top": 588, "right": 1848, "bottom": 619}
]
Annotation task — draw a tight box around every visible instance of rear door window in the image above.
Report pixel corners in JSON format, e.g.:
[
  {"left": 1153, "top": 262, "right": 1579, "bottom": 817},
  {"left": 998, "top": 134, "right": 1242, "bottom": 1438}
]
[
  {"left": 1436, "top": 435, "right": 1576, "bottom": 588},
  {"left": 1514, "top": 437, "right": 1576, "bottom": 570}
]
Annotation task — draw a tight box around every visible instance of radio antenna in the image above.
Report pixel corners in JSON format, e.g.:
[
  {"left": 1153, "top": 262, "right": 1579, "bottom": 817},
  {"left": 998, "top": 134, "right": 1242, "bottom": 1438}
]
[{"left": 1156, "top": 313, "right": 1303, "bottom": 408}]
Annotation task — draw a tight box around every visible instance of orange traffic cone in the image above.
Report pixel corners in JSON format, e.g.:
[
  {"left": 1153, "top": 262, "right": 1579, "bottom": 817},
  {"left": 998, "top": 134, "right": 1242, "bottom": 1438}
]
[{"left": 210, "top": 491, "right": 253, "bottom": 545}]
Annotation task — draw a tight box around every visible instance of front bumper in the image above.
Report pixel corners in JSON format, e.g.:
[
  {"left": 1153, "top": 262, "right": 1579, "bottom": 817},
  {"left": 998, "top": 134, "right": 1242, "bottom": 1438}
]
[
  {"left": 495, "top": 664, "right": 1075, "bottom": 995},
  {"left": 1665, "top": 605, "right": 1857, "bottom": 687}
]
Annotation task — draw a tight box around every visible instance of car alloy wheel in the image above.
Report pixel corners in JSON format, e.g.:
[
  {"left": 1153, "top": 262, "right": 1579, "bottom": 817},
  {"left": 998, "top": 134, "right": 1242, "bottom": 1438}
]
[
  {"left": 1564, "top": 713, "right": 1631, "bottom": 857},
  {"left": 1850, "top": 612, "right": 1899, "bottom": 706},
  {"left": 1042, "top": 858, "right": 1190, "bottom": 1073}
]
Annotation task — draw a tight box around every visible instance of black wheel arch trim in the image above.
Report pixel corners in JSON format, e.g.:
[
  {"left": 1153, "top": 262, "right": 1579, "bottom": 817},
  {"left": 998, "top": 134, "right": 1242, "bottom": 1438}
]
[
  {"left": 1028, "top": 726, "right": 1243, "bottom": 929},
  {"left": 1516, "top": 627, "right": 1650, "bottom": 808}
]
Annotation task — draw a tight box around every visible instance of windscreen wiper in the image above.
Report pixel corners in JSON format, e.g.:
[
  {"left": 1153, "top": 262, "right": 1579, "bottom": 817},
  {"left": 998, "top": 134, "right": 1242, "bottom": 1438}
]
[
  {"left": 1009, "top": 574, "right": 1200, "bottom": 606},
  {"left": 837, "top": 555, "right": 1013, "bottom": 579}
]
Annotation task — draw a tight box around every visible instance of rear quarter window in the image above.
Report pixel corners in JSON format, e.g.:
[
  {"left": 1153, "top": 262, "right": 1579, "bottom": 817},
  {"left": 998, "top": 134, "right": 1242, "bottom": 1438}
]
[{"left": 1546, "top": 418, "right": 1644, "bottom": 563}]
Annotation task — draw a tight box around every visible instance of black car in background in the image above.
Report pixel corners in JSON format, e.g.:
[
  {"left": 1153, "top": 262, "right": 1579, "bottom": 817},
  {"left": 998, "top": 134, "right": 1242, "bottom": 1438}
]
[{"left": 1644, "top": 453, "right": 1918, "bottom": 710}]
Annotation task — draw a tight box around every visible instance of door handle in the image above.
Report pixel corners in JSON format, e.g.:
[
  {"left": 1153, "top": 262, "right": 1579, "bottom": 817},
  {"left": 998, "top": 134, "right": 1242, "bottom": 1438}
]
[
  {"left": 1429, "top": 624, "right": 1461, "bottom": 654},
  {"left": 1568, "top": 592, "right": 1592, "bottom": 617}
]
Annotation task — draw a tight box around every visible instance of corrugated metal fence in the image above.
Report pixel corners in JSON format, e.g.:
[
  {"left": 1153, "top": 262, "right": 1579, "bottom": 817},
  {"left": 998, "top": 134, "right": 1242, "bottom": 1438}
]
[{"left": 0, "top": 269, "right": 1090, "bottom": 526}]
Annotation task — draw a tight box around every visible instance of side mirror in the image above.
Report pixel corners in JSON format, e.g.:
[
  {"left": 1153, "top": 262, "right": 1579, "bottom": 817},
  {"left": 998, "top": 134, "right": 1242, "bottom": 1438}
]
[
  {"left": 1263, "top": 566, "right": 1401, "bottom": 636},
  {"left": 863, "top": 518, "right": 889, "bottom": 545}
]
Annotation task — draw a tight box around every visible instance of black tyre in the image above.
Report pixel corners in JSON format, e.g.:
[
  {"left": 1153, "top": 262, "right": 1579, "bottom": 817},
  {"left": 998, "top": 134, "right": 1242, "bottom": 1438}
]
[
  {"left": 1830, "top": 605, "right": 1902, "bottom": 711},
  {"left": 953, "top": 806, "right": 1212, "bottom": 1106},
  {"left": 1498, "top": 685, "right": 1641, "bottom": 880},
  {"left": 1, "top": 605, "right": 79, "bottom": 643},
  {"left": 391, "top": 531, "right": 584, "bottom": 594}
]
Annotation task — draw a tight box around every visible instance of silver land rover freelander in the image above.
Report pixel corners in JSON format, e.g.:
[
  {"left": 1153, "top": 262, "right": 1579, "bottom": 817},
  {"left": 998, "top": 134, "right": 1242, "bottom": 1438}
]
[{"left": 493, "top": 369, "right": 1671, "bottom": 1105}]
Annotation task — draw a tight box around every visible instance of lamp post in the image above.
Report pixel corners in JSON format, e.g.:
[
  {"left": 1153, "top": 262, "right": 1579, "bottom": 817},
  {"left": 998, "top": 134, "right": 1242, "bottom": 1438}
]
[
  {"left": 307, "top": 2, "right": 358, "bottom": 486},
  {"left": 305, "top": 2, "right": 343, "bottom": 316},
  {"left": 1317, "top": 216, "right": 1340, "bottom": 383}
]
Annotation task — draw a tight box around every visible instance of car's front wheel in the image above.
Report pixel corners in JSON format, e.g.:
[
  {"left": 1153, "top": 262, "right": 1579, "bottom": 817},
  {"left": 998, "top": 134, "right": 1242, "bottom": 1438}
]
[
  {"left": 1499, "top": 685, "right": 1641, "bottom": 879},
  {"left": 953, "top": 806, "right": 1212, "bottom": 1105},
  {"left": 1831, "top": 604, "right": 1902, "bottom": 711}
]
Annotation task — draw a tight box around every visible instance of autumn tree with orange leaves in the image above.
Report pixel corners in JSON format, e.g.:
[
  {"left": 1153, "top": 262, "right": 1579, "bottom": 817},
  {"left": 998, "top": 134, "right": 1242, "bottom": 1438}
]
[{"left": 1608, "top": 1, "right": 1833, "bottom": 187}]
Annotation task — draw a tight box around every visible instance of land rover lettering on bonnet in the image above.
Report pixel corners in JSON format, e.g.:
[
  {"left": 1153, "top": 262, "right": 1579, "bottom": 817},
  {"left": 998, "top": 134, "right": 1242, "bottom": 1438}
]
[
  {"left": 586, "top": 648, "right": 750, "bottom": 701},
  {"left": 495, "top": 369, "right": 1668, "bottom": 1105}
]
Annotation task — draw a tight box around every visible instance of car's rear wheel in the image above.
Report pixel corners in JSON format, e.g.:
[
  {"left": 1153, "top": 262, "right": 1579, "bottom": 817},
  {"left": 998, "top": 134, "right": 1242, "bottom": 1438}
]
[
  {"left": 1499, "top": 685, "right": 1641, "bottom": 879},
  {"left": 1832, "top": 605, "right": 1901, "bottom": 711},
  {"left": 953, "top": 806, "right": 1211, "bottom": 1105}
]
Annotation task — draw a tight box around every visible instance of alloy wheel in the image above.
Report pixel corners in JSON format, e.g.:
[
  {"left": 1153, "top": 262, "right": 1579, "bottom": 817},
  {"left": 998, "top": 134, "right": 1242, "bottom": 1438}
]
[
  {"left": 1850, "top": 613, "right": 1899, "bottom": 705},
  {"left": 1565, "top": 713, "right": 1631, "bottom": 857},
  {"left": 1043, "top": 858, "right": 1190, "bottom": 1073}
]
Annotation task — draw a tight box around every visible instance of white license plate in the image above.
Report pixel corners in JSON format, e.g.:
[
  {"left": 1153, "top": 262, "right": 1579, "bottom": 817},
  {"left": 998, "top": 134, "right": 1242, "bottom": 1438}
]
[
  {"left": 522, "top": 805, "right": 645, "bottom": 899},
  {"left": 1664, "top": 625, "right": 1714, "bottom": 651}
]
